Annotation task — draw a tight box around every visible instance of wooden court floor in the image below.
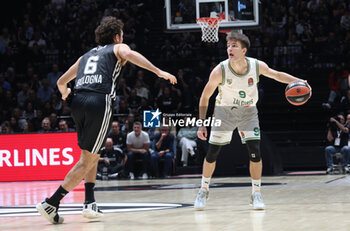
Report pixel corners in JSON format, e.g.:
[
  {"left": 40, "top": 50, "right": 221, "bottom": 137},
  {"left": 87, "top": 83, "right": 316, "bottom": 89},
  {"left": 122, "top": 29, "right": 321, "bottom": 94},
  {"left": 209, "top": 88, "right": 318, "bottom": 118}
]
[{"left": 1, "top": 174, "right": 350, "bottom": 231}]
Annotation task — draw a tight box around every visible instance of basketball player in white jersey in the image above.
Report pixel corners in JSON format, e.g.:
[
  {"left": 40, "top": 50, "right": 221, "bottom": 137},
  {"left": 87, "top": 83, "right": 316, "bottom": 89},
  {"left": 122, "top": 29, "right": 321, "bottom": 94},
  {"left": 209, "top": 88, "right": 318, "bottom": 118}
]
[{"left": 194, "top": 32, "right": 311, "bottom": 210}]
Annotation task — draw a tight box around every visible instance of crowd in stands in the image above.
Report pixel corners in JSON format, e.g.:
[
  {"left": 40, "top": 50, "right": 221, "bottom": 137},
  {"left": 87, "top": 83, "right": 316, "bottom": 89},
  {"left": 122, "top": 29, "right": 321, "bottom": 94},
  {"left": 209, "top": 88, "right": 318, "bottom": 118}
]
[{"left": 0, "top": 0, "right": 350, "bottom": 174}]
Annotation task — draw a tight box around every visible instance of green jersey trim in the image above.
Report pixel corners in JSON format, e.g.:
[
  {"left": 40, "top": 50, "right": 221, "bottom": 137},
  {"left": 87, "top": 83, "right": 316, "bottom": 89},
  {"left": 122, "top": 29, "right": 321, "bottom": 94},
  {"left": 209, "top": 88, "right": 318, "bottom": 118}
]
[
  {"left": 228, "top": 57, "right": 251, "bottom": 77},
  {"left": 219, "top": 62, "right": 225, "bottom": 86},
  {"left": 208, "top": 141, "right": 231, "bottom": 146},
  {"left": 243, "top": 137, "right": 261, "bottom": 142},
  {"left": 255, "top": 59, "right": 260, "bottom": 83}
]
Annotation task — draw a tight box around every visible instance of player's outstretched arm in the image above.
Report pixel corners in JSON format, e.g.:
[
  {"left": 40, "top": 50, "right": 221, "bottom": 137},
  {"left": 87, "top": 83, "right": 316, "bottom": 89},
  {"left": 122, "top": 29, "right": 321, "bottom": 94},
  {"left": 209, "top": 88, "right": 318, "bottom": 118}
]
[
  {"left": 259, "top": 61, "right": 303, "bottom": 83},
  {"left": 115, "top": 44, "right": 177, "bottom": 85},
  {"left": 57, "top": 57, "right": 82, "bottom": 100},
  {"left": 197, "top": 65, "right": 222, "bottom": 140},
  {"left": 259, "top": 60, "right": 311, "bottom": 92}
]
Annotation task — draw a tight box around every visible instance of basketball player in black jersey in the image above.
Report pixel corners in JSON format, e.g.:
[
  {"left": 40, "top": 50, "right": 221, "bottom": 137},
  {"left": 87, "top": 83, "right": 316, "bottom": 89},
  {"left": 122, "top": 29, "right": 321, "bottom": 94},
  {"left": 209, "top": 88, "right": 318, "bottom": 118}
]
[{"left": 36, "top": 16, "right": 177, "bottom": 224}]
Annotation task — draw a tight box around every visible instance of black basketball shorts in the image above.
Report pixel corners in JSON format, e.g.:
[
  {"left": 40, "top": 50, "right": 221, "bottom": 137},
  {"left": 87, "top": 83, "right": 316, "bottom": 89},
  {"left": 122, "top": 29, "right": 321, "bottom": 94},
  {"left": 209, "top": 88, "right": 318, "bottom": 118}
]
[{"left": 71, "top": 91, "right": 113, "bottom": 154}]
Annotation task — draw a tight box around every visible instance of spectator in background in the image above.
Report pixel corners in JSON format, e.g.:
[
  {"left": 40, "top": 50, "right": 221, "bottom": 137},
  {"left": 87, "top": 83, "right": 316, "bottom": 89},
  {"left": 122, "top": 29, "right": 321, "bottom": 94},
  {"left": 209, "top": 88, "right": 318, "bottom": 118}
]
[
  {"left": 23, "top": 102, "right": 36, "bottom": 121},
  {"left": 37, "top": 79, "right": 54, "bottom": 104},
  {"left": 49, "top": 113, "right": 59, "bottom": 131},
  {"left": 177, "top": 123, "right": 198, "bottom": 167},
  {"left": 12, "top": 107, "right": 27, "bottom": 130},
  {"left": 38, "top": 117, "right": 53, "bottom": 133},
  {"left": 32, "top": 109, "right": 44, "bottom": 131},
  {"left": 322, "top": 64, "right": 350, "bottom": 110},
  {"left": 177, "top": 69, "right": 194, "bottom": 112},
  {"left": 47, "top": 64, "right": 62, "bottom": 89},
  {"left": 136, "top": 70, "right": 149, "bottom": 89},
  {"left": 1, "top": 121, "right": 11, "bottom": 134},
  {"left": 17, "top": 83, "right": 30, "bottom": 108},
  {"left": 28, "top": 73, "right": 41, "bottom": 92},
  {"left": 126, "top": 122, "right": 150, "bottom": 180},
  {"left": 135, "top": 79, "right": 149, "bottom": 99},
  {"left": 156, "top": 86, "right": 181, "bottom": 113},
  {"left": 9, "top": 116, "right": 21, "bottom": 133},
  {"left": 151, "top": 126, "right": 175, "bottom": 178},
  {"left": 137, "top": 97, "right": 153, "bottom": 116},
  {"left": 339, "top": 89, "right": 350, "bottom": 115},
  {"left": 58, "top": 119, "right": 74, "bottom": 132},
  {"left": 0, "top": 72, "right": 11, "bottom": 91},
  {"left": 325, "top": 114, "right": 350, "bottom": 174},
  {"left": 51, "top": 93, "right": 63, "bottom": 113},
  {"left": 116, "top": 98, "right": 130, "bottom": 114},
  {"left": 127, "top": 88, "right": 141, "bottom": 113},
  {"left": 97, "top": 138, "right": 127, "bottom": 179},
  {"left": 115, "top": 77, "right": 130, "bottom": 99},
  {"left": 122, "top": 113, "right": 135, "bottom": 134},
  {"left": 108, "top": 121, "right": 126, "bottom": 152},
  {"left": 28, "top": 31, "right": 46, "bottom": 49},
  {"left": 340, "top": 10, "right": 350, "bottom": 31}
]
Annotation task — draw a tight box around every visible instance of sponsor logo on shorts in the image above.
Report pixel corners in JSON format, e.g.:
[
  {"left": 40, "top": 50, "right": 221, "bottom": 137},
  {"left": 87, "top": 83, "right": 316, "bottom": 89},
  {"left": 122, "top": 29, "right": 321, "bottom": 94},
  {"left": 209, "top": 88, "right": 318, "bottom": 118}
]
[{"left": 240, "top": 131, "right": 245, "bottom": 139}]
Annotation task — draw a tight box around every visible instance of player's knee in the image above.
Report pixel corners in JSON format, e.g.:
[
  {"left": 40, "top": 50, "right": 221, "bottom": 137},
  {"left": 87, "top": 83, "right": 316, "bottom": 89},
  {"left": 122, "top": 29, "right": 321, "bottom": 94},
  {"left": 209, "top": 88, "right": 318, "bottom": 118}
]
[
  {"left": 205, "top": 144, "right": 222, "bottom": 163},
  {"left": 246, "top": 140, "right": 261, "bottom": 162}
]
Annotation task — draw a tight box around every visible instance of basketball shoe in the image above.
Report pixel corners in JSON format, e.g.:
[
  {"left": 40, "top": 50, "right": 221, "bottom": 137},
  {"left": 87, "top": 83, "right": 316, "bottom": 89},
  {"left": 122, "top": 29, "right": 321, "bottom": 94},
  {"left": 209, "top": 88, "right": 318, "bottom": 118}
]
[
  {"left": 194, "top": 188, "right": 209, "bottom": 210},
  {"left": 36, "top": 199, "right": 64, "bottom": 224},
  {"left": 82, "top": 202, "right": 104, "bottom": 219},
  {"left": 250, "top": 192, "right": 265, "bottom": 210}
]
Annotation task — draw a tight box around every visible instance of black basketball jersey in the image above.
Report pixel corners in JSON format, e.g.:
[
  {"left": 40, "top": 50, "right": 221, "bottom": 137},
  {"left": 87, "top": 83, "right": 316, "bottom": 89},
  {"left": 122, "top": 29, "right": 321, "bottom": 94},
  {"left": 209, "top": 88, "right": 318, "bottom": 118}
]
[{"left": 75, "top": 44, "right": 122, "bottom": 99}]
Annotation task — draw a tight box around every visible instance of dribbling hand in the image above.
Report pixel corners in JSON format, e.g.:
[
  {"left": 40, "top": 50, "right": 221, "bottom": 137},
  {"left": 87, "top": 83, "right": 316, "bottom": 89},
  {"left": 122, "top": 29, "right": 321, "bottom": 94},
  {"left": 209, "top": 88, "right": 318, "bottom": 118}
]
[
  {"left": 61, "top": 88, "right": 71, "bottom": 101},
  {"left": 197, "top": 126, "right": 207, "bottom": 140}
]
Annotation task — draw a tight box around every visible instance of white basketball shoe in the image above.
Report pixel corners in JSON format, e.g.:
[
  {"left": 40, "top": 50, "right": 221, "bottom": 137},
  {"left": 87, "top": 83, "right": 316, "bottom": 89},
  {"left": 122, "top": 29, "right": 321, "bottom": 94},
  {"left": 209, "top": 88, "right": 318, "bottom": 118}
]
[
  {"left": 36, "top": 199, "right": 64, "bottom": 224},
  {"left": 194, "top": 188, "right": 209, "bottom": 210},
  {"left": 82, "top": 202, "right": 104, "bottom": 219},
  {"left": 250, "top": 192, "right": 265, "bottom": 210}
]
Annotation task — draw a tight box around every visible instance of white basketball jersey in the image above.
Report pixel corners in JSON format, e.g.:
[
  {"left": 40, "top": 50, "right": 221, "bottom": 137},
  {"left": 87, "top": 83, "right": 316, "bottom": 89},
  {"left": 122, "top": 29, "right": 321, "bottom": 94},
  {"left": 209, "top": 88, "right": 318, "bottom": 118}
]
[{"left": 215, "top": 57, "right": 259, "bottom": 107}]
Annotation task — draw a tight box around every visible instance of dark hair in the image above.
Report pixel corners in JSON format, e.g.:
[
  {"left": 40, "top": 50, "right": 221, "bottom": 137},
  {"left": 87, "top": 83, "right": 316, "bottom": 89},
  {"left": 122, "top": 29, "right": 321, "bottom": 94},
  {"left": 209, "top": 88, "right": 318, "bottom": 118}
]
[
  {"left": 95, "top": 16, "right": 124, "bottom": 45},
  {"left": 226, "top": 31, "right": 250, "bottom": 49},
  {"left": 133, "top": 121, "right": 142, "bottom": 127}
]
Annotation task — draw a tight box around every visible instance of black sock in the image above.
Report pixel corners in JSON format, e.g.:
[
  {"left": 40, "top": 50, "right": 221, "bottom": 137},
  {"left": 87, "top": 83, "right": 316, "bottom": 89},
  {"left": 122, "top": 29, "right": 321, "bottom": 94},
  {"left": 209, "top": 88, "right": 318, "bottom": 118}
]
[
  {"left": 84, "top": 182, "right": 95, "bottom": 204},
  {"left": 47, "top": 185, "right": 68, "bottom": 207}
]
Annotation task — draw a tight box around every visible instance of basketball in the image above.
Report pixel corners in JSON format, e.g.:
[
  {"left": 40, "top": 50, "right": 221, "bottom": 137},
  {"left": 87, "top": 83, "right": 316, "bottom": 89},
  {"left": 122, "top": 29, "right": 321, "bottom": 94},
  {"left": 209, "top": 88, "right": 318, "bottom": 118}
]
[{"left": 285, "top": 81, "right": 311, "bottom": 106}]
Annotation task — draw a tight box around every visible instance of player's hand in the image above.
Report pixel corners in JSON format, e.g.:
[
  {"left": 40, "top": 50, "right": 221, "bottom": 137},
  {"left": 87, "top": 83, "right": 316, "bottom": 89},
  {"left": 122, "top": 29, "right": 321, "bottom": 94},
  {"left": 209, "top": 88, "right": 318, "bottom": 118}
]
[
  {"left": 61, "top": 88, "right": 71, "bottom": 101},
  {"left": 197, "top": 126, "right": 207, "bottom": 140},
  {"left": 158, "top": 70, "right": 177, "bottom": 85}
]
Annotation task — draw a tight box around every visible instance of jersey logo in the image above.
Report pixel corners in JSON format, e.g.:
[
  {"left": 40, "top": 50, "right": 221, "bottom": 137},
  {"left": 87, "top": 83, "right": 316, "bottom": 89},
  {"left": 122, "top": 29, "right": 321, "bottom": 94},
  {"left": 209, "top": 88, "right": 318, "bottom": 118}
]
[
  {"left": 226, "top": 79, "right": 233, "bottom": 85},
  {"left": 248, "top": 78, "right": 254, "bottom": 86}
]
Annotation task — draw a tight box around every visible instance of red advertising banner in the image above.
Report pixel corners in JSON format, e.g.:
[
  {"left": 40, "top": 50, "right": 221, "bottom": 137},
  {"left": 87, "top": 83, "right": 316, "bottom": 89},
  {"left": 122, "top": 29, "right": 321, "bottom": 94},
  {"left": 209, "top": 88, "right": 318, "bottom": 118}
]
[{"left": 0, "top": 133, "right": 81, "bottom": 182}]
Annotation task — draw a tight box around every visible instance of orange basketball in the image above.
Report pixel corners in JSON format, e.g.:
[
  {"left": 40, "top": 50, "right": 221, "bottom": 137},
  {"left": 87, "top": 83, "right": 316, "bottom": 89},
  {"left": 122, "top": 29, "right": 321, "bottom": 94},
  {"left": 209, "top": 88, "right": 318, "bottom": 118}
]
[{"left": 285, "top": 81, "right": 311, "bottom": 106}]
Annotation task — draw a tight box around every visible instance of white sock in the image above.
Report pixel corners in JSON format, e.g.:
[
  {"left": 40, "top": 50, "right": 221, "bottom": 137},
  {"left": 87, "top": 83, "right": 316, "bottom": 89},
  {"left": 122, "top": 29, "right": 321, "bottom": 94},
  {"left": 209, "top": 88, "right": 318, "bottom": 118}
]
[
  {"left": 252, "top": 179, "right": 261, "bottom": 193},
  {"left": 201, "top": 176, "right": 211, "bottom": 190}
]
